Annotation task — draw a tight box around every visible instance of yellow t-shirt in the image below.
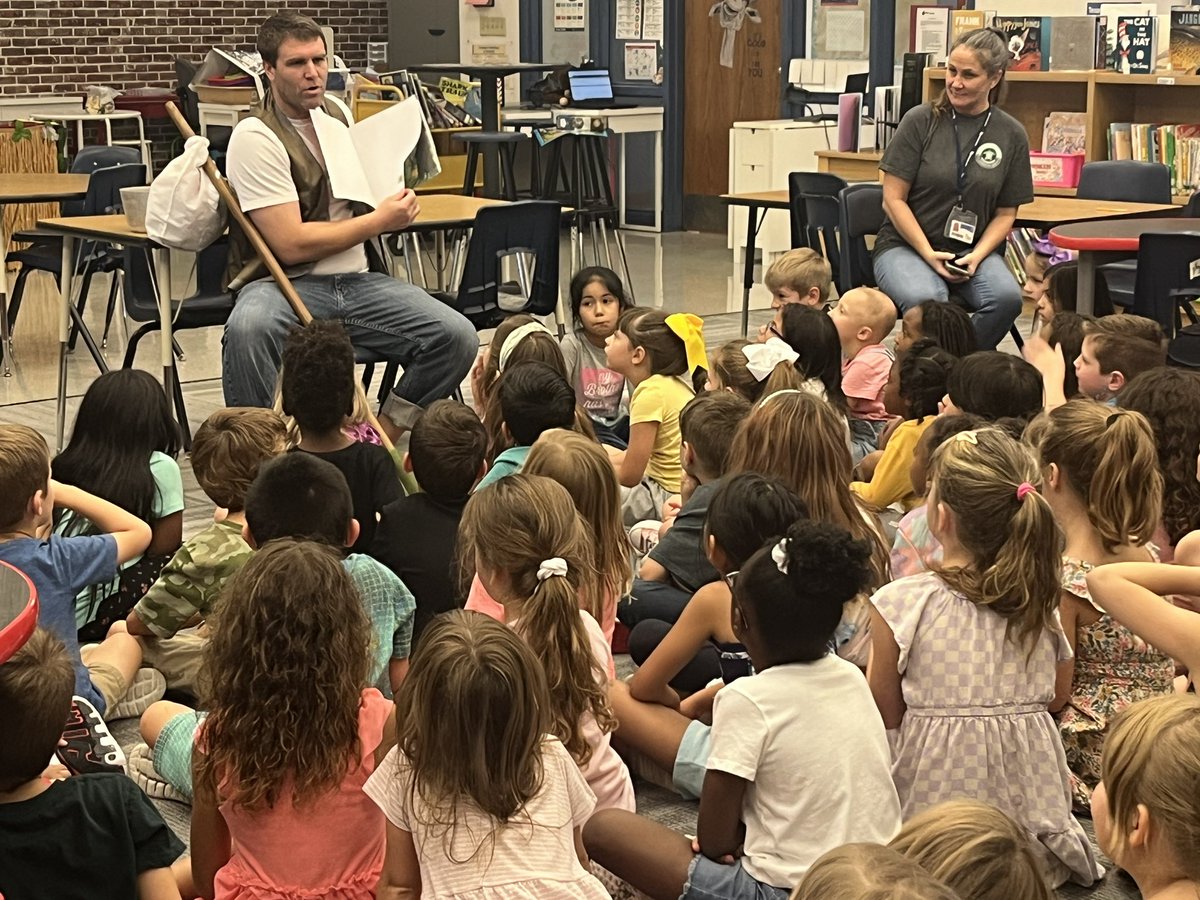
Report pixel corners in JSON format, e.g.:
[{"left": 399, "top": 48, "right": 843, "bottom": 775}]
[
  {"left": 630, "top": 374, "right": 693, "bottom": 493},
  {"left": 850, "top": 416, "right": 935, "bottom": 510}
]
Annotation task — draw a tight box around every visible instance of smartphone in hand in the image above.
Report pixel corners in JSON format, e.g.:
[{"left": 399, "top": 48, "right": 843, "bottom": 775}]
[{"left": 945, "top": 260, "right": 971, "bottom": 277}]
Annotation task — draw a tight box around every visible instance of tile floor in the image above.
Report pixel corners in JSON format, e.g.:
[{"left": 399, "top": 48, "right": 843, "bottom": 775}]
[{"left": 4, "top": 231, "right": 1130, "bottom": 899}]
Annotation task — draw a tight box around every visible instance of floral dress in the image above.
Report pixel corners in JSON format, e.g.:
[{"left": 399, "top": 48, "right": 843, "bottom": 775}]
[{"left": 1055, "top": 556, "right": 1175, "bottom": 812}]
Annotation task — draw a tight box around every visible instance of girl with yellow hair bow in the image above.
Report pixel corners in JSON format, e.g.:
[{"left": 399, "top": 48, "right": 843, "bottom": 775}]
[{"left": 603, "top": 308, "right": 707, "bottom": 526}]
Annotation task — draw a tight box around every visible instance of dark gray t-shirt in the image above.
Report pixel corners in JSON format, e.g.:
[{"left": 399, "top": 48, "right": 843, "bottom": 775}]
[{"left": 873, "top": 102, "right": 1034, "bottom": 259}]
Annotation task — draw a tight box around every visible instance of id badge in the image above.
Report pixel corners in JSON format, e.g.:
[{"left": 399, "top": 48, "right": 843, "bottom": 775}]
[{"left": 944, "top": 206, "right": 978, "bottom": 245}]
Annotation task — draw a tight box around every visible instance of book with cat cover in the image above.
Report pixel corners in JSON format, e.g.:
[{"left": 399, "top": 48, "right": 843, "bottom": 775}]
[
  {"left": 993, "top": 16, "right": 1050, "bottom": 71},
  {"left": 1093, "top": 3, "right": 1156, "bottom": 67},
  {"left": 1049, "top": 15, "right": 1106, "bottom": 70},
  {"left": 1171, "top": 9, "right": 1200, "bottom": 74},
  {"left": 1116, "top": 15, "right": 1157, "bottom": 73}
]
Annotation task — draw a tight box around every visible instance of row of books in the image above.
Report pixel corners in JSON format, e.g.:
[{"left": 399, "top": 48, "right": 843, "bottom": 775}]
[
  {"left": 374, "top": 69, "right": 482, "bottom": 130},
  {"left": 910, "top": 5, "right": 1200, "bottom": 75},
  {"left": 1107, "top": 121, "right": 1200, "bottom": 193},
  {"left": 1004, "top": 228, "right": 1043, "bottom": 287}
]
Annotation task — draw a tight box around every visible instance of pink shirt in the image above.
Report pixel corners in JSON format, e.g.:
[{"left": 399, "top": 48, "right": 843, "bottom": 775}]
[
  {"left": 842, "top": 344, "right": 894, "bottom": 422},
  {"left": 209, "top": 689, "right": 392, "bottom": 900}
]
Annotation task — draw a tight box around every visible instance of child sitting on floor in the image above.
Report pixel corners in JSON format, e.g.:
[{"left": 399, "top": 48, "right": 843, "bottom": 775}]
[
  {"left": 561, "top": 266, "right": 633, "bottom": 445},
  {"left": 760, "top": 304, "right": 846, "bottom": 412},
  {"left": 868, "top": 428, "right": 1101, "bottom": 887},
  {"left": 706, "top": 339, "right": 769, "bottom": 403},
  {"left": 0, "top": 628, "right": 185, "bottom": 900},
  {"left": 1074, "top": 314, "right": 1166, "bottom": 405},
  {"left": 764, "top": 247, "right": 833, "bottom": 311},
  {"left": 461, "top": 474, "right": 634, "bottom": 812},
  {"left": 0, "top": 424, "right": 152, "bottom": 722},
  {"left": 792, "top": 844, "right": 960, "bottom": 900},
  {"left": 188, "top": 540, "right": 396, "bottom": 900},
  {"left": 894, "top": 298, "right": 978, "bottom": 357},
  {"left": 605, "top": 309, "right": 707, "bottom": 525},
  {"left": 830, "top": 287, "right": 898, "bottom": 462},
  {"left": 940, "top": 351, "right": 1044, "bottom": 422},
  {"left": 124, "top": 407, "right": 285, "bottom": 697},
  {"left": 282, "top": 320, "right": 402, "bottom": 555},
  {"left": 365, "top": 612, "right": 610, "bottom": 899},
  {"left": 372, "top": 400, "right": 488, "bottom": 649},
  {"left": 585, "top": 519, "right": 901, "bottom": 897},
  {"left": 475, "top": 361, "right": 577, "bottom": 490}
]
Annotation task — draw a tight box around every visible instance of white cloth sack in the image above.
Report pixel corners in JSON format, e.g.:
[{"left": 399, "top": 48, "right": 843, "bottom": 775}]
[{"left": 145, "top": 135, "right": 226, "bottom": 251}]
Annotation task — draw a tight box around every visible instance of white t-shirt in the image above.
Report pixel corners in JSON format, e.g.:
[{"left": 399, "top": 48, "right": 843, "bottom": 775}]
[
  {"left": 226, "top": 111, "right": 368, "bottom": 276},
  {"left": 706, "top": 655, "right": 902, "bottom": 888}
]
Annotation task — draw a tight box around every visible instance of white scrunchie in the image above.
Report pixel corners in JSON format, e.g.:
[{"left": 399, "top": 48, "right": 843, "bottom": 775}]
[
  {"left": 497, "top": 321, "right": 554, "bottom": 372},
  {"left": 536, "top": 557, "right": 569, "bottom": 582},
  {"left": 771, "top": 538, "right": 789, "bottom": 575},
  {"left": 742, "top": 337, "right": 800, "bottom": 382}
]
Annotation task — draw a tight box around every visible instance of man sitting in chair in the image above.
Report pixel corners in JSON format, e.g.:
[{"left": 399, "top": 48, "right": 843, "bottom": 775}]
[{"left": 223, "top": 12, "right": 477, "bottom": 439}]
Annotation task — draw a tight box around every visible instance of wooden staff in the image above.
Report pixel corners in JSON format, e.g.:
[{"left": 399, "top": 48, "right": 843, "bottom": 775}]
[{"left": 164, "top": 101, "right": 396, "bottom": 453}]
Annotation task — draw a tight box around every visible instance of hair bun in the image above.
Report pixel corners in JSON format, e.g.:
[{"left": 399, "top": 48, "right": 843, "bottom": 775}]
[{"left": 781, "top": 519, "right": 872, "bottom": 595}]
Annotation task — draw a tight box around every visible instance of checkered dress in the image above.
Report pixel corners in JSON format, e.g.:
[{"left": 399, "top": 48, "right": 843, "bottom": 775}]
[{"left": 872, "top": 571, "right": 1103, "bottom": 888}]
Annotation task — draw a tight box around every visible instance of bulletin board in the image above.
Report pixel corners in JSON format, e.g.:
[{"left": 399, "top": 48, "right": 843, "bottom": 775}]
[
  {"left": 812, "top": 0, "right": 871, "bottom": 59},
  {"left": 606, "top": 0, "right": 665, "bottom": 85}
]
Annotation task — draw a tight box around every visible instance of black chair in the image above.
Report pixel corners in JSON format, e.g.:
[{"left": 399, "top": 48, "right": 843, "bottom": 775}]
[
  {"left": 1128, "top": 233, "right": 1200, "bottom": 337},
  {"left": 5, "top": 161, "right": 146, "bottom": 370},
  {"left": 121, "top": 239, "right": 235, "bottom": 450},
  {"left": 788, "top": 172, "right": 848, "bottom": 283},
  {"left": 454, "top": 131, "right": 528, "bottom": 201},
  {"left": 431, "top": 200, "right": 562, "bottom": 331},
  {"left": 1076, "top": 160, "right": 1175, "bottom": 309},
  {"left": 836, "top": 183, "right": 885, "bottom": 295}
]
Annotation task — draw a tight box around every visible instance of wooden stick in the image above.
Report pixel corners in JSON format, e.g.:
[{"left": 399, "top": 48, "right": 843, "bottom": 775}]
[{"left": 164, "top": 101, "right": 398, "bottom": 453}]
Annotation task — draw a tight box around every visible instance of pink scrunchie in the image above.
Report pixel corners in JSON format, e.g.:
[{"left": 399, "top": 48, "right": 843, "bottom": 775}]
[{"left": 1016, "top": 482, "right": 1037, "bottom": 501}]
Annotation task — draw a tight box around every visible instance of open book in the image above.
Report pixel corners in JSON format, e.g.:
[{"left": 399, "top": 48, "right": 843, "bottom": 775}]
[{"left": 310, "top": 95, "right": 442, "bottom": 207}]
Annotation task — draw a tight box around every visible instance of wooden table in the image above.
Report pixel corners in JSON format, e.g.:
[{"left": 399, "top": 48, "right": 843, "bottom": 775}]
[
  {"left": 0, "top": 173, "right": 91, "bottom": 376},
  {"left": 1050, "top": 217, "right": 1200, "bottom": 315},
  {"left": 1014, "top": 196, "right": 1180, "bottom": 228},
  {"left": 816, "top": 149, "right": 883, "bottom": 182},
  {"left": 36, "top": 214, "right": 170, "bottom": 449},
  {"left": 0, "top": 561, "right": 37, "bottom": 665}
]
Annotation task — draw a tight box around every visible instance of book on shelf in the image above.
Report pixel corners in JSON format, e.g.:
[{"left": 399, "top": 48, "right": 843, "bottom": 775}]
[
  {"left": 1049, "top": 15, "right": 1107, "bottom": 70},
  {"left": 1107, "top": 121, "right": 1200, "bottom": 194},
  {"left": 992, "top": 16, "right": 1051, "bottom": 71},
  {"left": 1115, "top": 15, "right": 1157, "bottom": 73},
  {"left": 1043, "top": 111, "right": 1088, "bottom": 154},
  {"left": 1171, "top": 9, "right": 1200, "bottom": 74},
  {"left": 950, "top": 10, "right": 987, "bottom": 44},
  {"left": 1091, "top": 3, "right": 1155, "bottom": 68}
]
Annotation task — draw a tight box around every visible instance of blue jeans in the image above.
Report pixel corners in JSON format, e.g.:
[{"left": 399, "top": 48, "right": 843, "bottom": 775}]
[
  {"left": 223, "top": 272, "right": 479, "bottom": 411},
  {"left": 682, "top": 855, "right": 790, "bottom": 900},
  {"left": 873, "top": 246, "right": 1022, "bottom": 351}
]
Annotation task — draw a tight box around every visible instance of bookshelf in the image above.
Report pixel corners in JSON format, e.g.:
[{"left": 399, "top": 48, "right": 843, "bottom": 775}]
[{"left": 922, "top": 67, "right": 1200, "bottom": 200}]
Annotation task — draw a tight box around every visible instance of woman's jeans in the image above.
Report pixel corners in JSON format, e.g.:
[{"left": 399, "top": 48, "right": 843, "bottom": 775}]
[{"left": 873, "top": 246, "right": 1023, "bottom": 351}]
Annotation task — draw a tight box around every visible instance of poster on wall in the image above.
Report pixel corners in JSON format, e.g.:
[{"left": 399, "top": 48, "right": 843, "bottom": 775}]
[
  {"left": 642, "top": 0, "right": 664, "bottom": 41},
  {"left": 554, "top": 0, "right": 586, "bottom": 31},
  {"left": 710, "top": 0, "right": 762, "bottom": 68},
  {"left": 826, "top": 8, "right": 867, "bottom": 53},
  {"left": 625, "top": 41, "right": 658, "bottom": 79},
  {"left": 616, "top": 0, "right": 643, "bottom": 40}
]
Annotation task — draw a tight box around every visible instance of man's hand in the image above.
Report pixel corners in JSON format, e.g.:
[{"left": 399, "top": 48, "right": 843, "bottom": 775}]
[{"left": 372, "top": 189, "right": 420, "bottom": 234}]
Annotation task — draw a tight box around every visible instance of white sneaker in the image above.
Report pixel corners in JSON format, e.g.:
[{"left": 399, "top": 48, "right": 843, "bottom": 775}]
[
  {"left": 128, "top": 742, "right": 189, "bottom": 804},
  {"left": 106, "top": 668, "right": 166, "bottom": 721},
  {"left": 628, "top": 520, "right": 663, "bottom": 555}
]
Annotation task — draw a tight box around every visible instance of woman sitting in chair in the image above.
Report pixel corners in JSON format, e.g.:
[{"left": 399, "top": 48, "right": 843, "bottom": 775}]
[{"left": 872, "top": 28, "right": 1034, "bottom": 351}]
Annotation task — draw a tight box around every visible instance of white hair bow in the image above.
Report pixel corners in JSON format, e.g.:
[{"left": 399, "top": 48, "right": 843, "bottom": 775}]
[
  {"left": 771, "top": 538, "right": 789, "bottom": 575},
  {"left": 497, "top": 321, "right": 554, "bottom": 372},
  {"left": 742, "top": 337, "right": 799, "bottom": 382},
  {"left": 536, "top": 557, "right": 569, "bottom": 582}
]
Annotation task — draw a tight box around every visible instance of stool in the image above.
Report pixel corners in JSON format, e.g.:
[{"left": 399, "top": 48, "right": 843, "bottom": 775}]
[
  {"left": 454, "top": 131, "right": 528, "bottom": 200},
  {"left": 503, "top": 117, "right": 551, "bottom": 199}
]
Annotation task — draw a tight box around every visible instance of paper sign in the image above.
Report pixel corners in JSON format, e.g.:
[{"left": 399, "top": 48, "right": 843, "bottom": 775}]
[
  {"left": 311, "top": 96, "right": 424, "bottom": 206},
  {"left": 642, "top": 0, "right": 663, "bottom": 41},
  {"left": 1190, "top": 257, "right": 1200, "bottom": 280},
  {"left": 554, "top": 0, "right": 586, "bottom": 32},
  {"left": 625, "top": 42, "right": 658, "bottom": 80},
  {"left": 616, "top": 0, "right": 642, "bottom": 40}
]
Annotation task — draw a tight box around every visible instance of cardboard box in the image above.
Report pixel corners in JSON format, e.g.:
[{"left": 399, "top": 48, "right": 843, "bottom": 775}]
[{"left": 190, "top": 48, "right": 264, "bottom": 104}]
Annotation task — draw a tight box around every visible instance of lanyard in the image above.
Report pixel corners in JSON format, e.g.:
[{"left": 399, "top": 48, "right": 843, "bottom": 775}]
[{"left": 951, "top": 107, "right": 992, "bottom": 203}]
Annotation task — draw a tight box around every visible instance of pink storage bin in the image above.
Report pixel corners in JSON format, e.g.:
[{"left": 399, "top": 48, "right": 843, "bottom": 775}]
[{"left": 1030, "top": 152, "right": 1085, "bottom": 188}]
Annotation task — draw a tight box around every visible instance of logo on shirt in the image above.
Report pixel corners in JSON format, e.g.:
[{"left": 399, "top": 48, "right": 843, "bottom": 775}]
[{"left": 975, "top": 142, "right": 1003, "bottom": 169}]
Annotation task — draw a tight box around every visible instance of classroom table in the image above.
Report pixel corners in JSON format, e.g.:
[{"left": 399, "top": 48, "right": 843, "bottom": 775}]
[
  {"left": 1050, "top": 217, "right": 1200, "bottom": 316},
  {"left": 721, "top": 189, "right": 1182, "bottom": 335},
  {"left": 0, "top": 173, "right": 91, "bottom": 376},
  {"left": 0, "top": 561, "right": 37, "bottom": 665},
  {"left": 36, "top": 214, "right": 169, "bottom": 450},
  {"left": 30, "top": 110, "right": 152, "bottom": 175},
  {"left": 409, "top": 63, "right": 560, "bottom": 196}
]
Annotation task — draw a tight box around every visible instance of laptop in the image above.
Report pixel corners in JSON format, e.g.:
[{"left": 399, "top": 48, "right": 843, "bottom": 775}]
[{"left": 567, "top": 69, "right": 637, "bottom": 110}]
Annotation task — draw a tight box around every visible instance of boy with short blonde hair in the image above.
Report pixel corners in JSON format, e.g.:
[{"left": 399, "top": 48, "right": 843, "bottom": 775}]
[
  {"left": 126, "top": 407, "right": 286, "bottom": 695},
  {"left": 829, "top": 287, "right": 899, "bottom": 464},
  {"left": 764, "top": 248, "right": 833, "bottom": 309}
]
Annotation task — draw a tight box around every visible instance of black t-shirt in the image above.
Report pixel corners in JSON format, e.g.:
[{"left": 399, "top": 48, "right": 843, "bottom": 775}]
[
  {"left": 0, "top": 773, "right": 184, "bottom": 900},
  {"left": 292, "top": 443, "right": 403, "bottom": 555},
  {"left": 372, "top": 492, "right": 467, "bottom": 647},
  {"left": 647, "top": 479, "right": 721, "bottom": 594},
  {"left": 874, "top": 102, "right": 1034, "bottom": 259}
]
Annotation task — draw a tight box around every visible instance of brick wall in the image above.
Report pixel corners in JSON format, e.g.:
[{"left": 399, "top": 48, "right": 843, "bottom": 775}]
[{"left": 0, "top": 0, "right": 387, "bottom": 167}]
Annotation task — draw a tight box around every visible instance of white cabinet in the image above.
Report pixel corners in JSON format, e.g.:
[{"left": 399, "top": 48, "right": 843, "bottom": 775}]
[{"left": 727, "top": 118, "right": 875, "bottom": 258}]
